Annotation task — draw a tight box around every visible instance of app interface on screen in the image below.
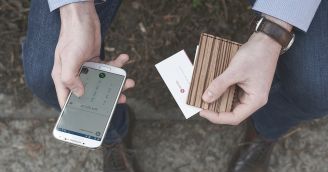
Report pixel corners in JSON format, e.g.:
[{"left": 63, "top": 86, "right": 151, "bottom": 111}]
[{"left": 57, "top": 67, "right": 124, "bottom": 141}]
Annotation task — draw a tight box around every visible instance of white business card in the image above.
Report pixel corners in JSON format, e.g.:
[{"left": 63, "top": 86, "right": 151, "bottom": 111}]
[{"left": 155, "top": 50, "right": 202, "bottom": 119}]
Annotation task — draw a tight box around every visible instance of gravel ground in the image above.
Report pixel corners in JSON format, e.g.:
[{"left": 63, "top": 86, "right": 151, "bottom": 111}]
[
  {"left": 0, "top": 119, "right": 103, "bottom": 172},
  {"left": 1, "top": 114, "right": 328, "bottom": 172},
  {"left": 1, "top": 94, "right": 328, "bottom": 172},
  {"left": 132, "top": 120, "right": 328, "bottom": 172}
]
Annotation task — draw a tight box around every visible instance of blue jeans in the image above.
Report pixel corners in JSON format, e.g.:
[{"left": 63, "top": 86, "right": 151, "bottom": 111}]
[
  {"left": 251, "top": 1, "right": 328, "bottom": 140},
  {"left": 22, "top": 0, "right": 128, "bottom": 144}
]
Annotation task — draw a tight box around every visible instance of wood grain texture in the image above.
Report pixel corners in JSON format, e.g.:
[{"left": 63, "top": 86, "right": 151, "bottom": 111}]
[{"left": 187, "top": 33, "right": 241, "bottom": 112}]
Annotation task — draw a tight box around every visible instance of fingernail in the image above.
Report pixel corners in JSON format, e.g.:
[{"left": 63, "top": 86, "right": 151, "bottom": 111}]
[
  {"left": 72, "top": 88, "right": 82, "bottom": 97},
  {"left": 202, "top": 90, "right": 213, "bottom": 102}
]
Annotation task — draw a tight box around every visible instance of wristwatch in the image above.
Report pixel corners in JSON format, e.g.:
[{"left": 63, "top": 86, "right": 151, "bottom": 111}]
[{"left": 255, "top": 17, "right": 295, "bottom": 54}]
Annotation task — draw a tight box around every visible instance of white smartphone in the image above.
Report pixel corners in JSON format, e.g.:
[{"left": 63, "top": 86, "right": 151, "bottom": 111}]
[{"left": 53, "top": 62, "right": 126, "bottom": 149}]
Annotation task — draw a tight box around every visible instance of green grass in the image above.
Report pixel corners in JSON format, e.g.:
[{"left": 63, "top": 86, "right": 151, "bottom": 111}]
[{"left": 192, "top": 0, "right": 202, "bottom": 8}]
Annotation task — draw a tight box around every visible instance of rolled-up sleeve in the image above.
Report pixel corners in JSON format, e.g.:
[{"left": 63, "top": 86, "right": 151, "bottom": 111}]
[
  {"left": 253, "top": 0, "right": 321, "bottom": 32},
  {"left": 47, "top": 0, "right": 105, "bottom": 11}
]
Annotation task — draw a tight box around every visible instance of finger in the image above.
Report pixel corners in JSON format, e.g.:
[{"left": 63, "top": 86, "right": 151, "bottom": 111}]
[
  {"left": 53, "top": 75, "right": 70, "bottom": 109},
  {"left": 122, "top": 79, "right": 135, "bottom": 92},
  {"left": 117, "top": 94, "right": 127, "bottom": 104},
  {"left": 60, "top": 55, "right": 85, "bottom": 97},
  {"left": 199, "top": 110, "right": 221, "bottom": 124},
  {"left": 202, "top": 70, "right": 237, "bottom": 103},
  {"left": 89, "top": 56, "right": 101, "bottom": 63},
  {"left": 52, "top": 54, "right": 70, "bottom": 109},
  {"left": 108, "top": 54, "right": 129, "bottom": 67},
  {"left": 213, "top": 104, "right": 256, "bottom": 125},
  {"left": 203, "top": 94, "right": 261, "bottom": 125}
]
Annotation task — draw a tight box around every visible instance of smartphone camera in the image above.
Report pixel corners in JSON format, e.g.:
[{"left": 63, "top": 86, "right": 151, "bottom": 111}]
[
  {"left": 81, "top": 67, "right": 89, "bottom": 74},
  {"left": 99, "top": 73, "right": 106, "bottom": 78}
]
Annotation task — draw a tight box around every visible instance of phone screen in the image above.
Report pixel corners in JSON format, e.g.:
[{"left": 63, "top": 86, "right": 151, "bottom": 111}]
[{"left": 56, "top": 66, "right": 125, "bottom": 141}]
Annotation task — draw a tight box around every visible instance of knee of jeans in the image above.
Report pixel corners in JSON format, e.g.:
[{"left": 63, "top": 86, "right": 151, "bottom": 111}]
[
  {"left": 24, "top": 67, "right": 52, "bottom": 99},
  {"left": 22, "top": 49, "right": 55, "bottom": 102},
  {"left": 284, "top": 76, "right": 328, "bottom": 117}
]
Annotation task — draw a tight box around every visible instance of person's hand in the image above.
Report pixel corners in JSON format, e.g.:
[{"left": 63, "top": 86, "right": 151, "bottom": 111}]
[
  {"left": 52, "top": 2, "right": 101, "bottom": 108},
  {"left": 200, "top": 15, "right": 292, "bottom": 125},
  {"left": 107, "top": 54, "right": 135, "bottom": 104}
]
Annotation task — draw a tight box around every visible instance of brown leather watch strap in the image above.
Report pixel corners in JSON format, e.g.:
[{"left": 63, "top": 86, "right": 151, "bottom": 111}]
[{"left": 257, "top": 18, "right": 294, "bottom": 49}]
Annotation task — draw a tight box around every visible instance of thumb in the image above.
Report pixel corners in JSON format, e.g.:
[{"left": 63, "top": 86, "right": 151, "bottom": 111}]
[
  {"left": 61, "top": 59, "right": 85, "bottom": 97},
  {"left": 202, "top": 70, "right": 237, "bottom": 103}
]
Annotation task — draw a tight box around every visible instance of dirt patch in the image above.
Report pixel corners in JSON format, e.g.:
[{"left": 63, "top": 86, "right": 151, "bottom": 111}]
[
  {"left": 0, "top": 0, "right": 253, "bottom": 109},
  {"left": 0, "top": 0, "right": 32, "bottom": 107}
]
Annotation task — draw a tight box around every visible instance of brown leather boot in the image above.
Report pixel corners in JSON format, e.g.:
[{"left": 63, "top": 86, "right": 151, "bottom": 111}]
[
  {"left": 227, "top": 122, "right": 275, "bottom": 172},
  {"left": 103, "top": 143, "right": 136, "bottom": 172},
  {"left": 103, "top": 106, "right": 139, "bottom": 172}
]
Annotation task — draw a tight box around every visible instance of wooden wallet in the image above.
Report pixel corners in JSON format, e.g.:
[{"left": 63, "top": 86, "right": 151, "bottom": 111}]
[{"left": 187, "top": 33, "right": 241, "bottom": 112}]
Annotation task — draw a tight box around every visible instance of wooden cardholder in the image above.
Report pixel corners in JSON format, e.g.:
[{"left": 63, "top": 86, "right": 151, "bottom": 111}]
[{"left": 187, "top": 33, "right": 241, "bottom": 112}]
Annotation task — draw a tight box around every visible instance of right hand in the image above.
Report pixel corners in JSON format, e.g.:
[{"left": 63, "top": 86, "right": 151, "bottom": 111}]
[
  {"left": 107, "top": 54, "right": 135, "bottom": 104},
  {"left": 51, "top": 2, "right": 101, "bottom": 108}
]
